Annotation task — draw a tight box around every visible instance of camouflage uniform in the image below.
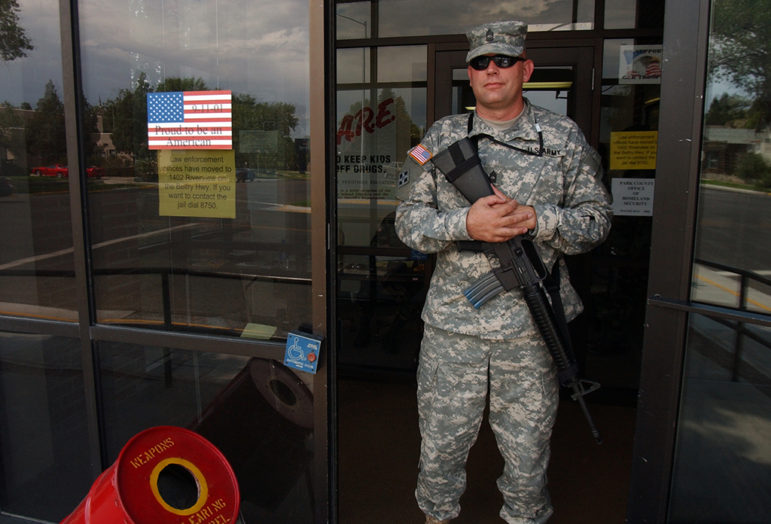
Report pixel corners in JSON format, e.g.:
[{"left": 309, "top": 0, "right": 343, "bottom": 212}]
[{"left": 395, "top": 100, "right": 612, "bottom": 523}]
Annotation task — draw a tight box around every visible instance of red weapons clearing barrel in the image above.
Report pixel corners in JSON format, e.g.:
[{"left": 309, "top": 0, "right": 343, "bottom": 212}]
[{"left": 61, "top": 426, "right": 240, "bottom": 524}]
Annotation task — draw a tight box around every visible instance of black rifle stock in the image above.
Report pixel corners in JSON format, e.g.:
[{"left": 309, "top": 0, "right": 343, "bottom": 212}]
[{"left": 433, "top": 138, "right": 602, "bottom": 444}]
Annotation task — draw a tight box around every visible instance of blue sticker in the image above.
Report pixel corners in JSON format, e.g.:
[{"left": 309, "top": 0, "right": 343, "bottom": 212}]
[{"left": 284, "top": 331, "right": 323, "bottom": 374}]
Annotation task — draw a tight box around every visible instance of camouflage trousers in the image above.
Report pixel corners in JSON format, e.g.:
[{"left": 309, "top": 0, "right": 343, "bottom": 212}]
[{"left": 415, "top": 325, "right": 559, "bottom": 524}]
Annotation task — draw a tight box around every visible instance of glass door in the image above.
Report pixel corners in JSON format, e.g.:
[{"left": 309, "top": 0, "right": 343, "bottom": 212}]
[
  {"left": 0, "top": 1, "right": 325, "bottom": 523},
  {"left": 336, "top": 44, "right": 430, "bottom": 374}
]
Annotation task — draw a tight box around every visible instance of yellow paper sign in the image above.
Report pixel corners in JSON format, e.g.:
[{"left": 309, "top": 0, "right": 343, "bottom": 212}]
[
  {"left": 609, "top": 131, "right": 658, "bottom": 170},
  {"left": 157, "top": 150, "right": 236, "bottom": 218}
]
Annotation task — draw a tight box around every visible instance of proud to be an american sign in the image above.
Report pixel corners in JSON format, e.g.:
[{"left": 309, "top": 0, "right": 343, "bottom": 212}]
[{"left": 147, "top": 90, "right": 232, "bottom": 150}]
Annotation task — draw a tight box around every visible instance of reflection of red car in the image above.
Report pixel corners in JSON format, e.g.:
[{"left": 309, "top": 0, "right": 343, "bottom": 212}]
[
  {"left": 31, "top": 165, "right": 103, "bottom": 178},
  {"left": 86, "top": 166, "right": 104, "bottom": 178},
  {"left": 32, "top": 164, "right": 68, "bottom": 177}
]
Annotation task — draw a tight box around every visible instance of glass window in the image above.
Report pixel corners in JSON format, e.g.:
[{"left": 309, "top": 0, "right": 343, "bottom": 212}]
[
  {"left": 336, "top": 44, "right": 428, "bottom": 371},
  {"left": 377, "top": 0, "right": 595, "bottom": 37},
  {"left": 670, "top": 2, "right": 771, "bottom": 521},
  {"left": 668, "top": 315, "right": 770, "bottom": 522},
  {"left": 0, "top": 0, "right": 77, "bottom": 321},
  {"left": 592, "top": 38, "right": 660, "bottom": 360},
  {"left": 337, "top": 1, "right": 372, "bottom": 39},
  {"left": 77, "top": 0, "right": 313, "bottom": 339},
  {"left": 97, "top": 342, "right": 315, "bottom": 523},
  {"left": 605, "top": 0, "right": 636, "bottom": 29},
  {"left": 337, "top": 47, "right": 371, "bottom": 84},
  {"left": 605, "top": 0, "right": 665, "bottom": 29},
  {"left": 690, "top": 2, "right": 770, "bottom": 314},
  {"left": 377, "top": 46, "right": 427, "bottom": 83},
  {"left": 336, "top": 85, "right": 425, "bottom": 235},
  {"left": 0, "top": 332, "right": 92, "bottom": 521}
]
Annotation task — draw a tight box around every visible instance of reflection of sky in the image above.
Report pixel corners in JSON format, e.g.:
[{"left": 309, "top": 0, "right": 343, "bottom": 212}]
[
  {"left": 1, "top": 0, "right": 311, "bottom": 136},
  {"left": 0, "top": 1, "right": 63, "bottom": 107},
  {"left": 337, "top": 0, "right": 597, "bottom": 39},
  {"left": 705, "top": 77, "right": 751, "bottom": 107},
  {"left": 364, "top": 0, "right": 596, "bottom": 36}
]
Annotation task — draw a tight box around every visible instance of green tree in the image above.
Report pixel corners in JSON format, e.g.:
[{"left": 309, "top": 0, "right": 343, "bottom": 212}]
[
  {"left": 710, "top": 0, "right": 771, "bottom": 127},
  {"left": 0, "top": 0, "right": 33, "bottom": 61}
]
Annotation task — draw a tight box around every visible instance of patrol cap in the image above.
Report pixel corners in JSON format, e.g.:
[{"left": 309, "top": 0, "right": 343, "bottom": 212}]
[{"left": 465, "top": 20, "right": 528, "bottom": 62}]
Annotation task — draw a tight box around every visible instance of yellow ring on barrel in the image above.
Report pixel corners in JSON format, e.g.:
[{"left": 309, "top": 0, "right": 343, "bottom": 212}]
[{"left": 149, "top": 457, "right": 209, "bottom": 516}]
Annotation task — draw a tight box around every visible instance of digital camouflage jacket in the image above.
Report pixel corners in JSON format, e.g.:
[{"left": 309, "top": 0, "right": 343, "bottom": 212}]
[{"left": 395, "top": 100, "right": 612, "bottom": 340}]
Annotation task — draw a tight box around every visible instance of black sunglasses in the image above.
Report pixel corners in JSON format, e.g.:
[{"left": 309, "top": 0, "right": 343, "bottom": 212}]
[{"left": 469, "top": 55, "right": 524, "bottom": 70}]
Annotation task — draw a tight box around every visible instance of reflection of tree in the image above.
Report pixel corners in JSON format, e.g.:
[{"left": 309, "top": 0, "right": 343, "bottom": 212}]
[
  {"left": 99, "top": 76, "right": 300, "bottom": 173},
  {"left": 232, "top": 93, "right": 299, "bottom": 171},
  {"left": 25, "top": 80, "right": 66, "bottom": 165},
  {"left": 381, "top": 88, "right": 422, "bottom": 149},
  {"left": 710, "top": 0, "right": 771, "bottom": 127},
  {"left": 2, "top": 82, "right": 98, "bottom": 171},
  {"left": 0, "top": 102, "right": 24, "bottom": 173},
  {"left": 705, "top": 93, "right": 751, "bottom": 127},
  {"left": 0, "top": 0, "right": 33, "bottom": 61},
  {"left": 101, "top": 72, "right": 151, "bottom": 159}
]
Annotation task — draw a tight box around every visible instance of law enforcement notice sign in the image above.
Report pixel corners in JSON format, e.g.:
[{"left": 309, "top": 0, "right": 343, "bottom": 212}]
[
  {"left": 157, "top": 150, "right": 236, "bottom": 219},
  {"left": 284, "top": 331, "right": 323, "bottom": 374}
]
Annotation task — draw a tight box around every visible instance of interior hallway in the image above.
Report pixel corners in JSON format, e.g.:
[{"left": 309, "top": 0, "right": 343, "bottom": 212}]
[{"left": 338, "top": 379, "right": 636, "bottom": 523}]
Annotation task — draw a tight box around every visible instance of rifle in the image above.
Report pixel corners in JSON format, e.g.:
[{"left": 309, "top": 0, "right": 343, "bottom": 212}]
[{"left": 433, "top": 137, "right": 603, "bottom": 444}]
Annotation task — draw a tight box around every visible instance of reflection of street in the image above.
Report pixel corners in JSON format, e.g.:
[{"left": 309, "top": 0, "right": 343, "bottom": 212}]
[
  {"left": 670, "top": 344, "right": 771, "bottom": 522},
  {"left": 692, "top": 263, "right": 771, "bottom": 314},
  {"left": 695, "top": 185, "right": 770, "bottom": 270},
  {"left": 688, "top": 183, "right": 771, "bottom": 406},
  {"left": 693, "top": 186, "right": 770, "bottom": 310},
  {"left": 0, "top": 178, "right": 313, "bottom": 336}
]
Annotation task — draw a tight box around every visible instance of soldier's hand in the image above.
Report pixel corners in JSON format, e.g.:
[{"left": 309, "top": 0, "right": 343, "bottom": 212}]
[{"left": 466, "top": 187, "right": 536, "bottom": 242}]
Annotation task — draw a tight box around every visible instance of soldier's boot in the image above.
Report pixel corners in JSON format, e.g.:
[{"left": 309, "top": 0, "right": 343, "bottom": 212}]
[{"left": 425, "top": 515, "right": 450, "bottom": 524}]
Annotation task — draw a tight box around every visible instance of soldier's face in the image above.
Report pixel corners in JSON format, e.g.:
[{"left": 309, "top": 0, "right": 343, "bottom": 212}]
[{"left": 467, "top": 54, "right": 534, "bottom": 119}]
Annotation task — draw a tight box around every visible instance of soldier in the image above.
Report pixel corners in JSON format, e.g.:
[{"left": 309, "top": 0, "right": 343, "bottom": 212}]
[{"left": 394, "top": 20, "right": 612, "bottom": 524}]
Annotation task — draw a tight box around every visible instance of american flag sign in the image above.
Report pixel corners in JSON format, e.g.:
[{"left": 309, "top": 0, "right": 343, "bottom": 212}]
[
  {"left": 408, "top": 144, "right": 432, "bottom": 165},
  {"left": 147, "top": 90, "right": 232, "bottom": 150}
]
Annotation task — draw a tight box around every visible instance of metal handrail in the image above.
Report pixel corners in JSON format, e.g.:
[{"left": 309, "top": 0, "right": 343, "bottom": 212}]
[
  {"left": 693, "top": 258, "right": 771, "bottom": 381},
  {"left": 0, "top": 266, "right": 311, "bottom": 335}
]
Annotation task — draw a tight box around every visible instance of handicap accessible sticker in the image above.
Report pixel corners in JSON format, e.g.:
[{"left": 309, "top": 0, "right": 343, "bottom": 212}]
[{"left": 284, "top": 331, "right": 323, "bottom": 374}]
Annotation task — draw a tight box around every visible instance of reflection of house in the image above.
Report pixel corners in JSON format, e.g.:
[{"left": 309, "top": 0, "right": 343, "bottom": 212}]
[
  {"left": 701, "top": 125, "right": 766, "bottom": 174},
  {"left": 760, "top": 128, "right": 771, "bottom": 162},
  {"left": 93, "top": 114, "right": 116, "bottom": 157},
  {"left": 0, "top": 108, "right": 34, "bottom": 173}
]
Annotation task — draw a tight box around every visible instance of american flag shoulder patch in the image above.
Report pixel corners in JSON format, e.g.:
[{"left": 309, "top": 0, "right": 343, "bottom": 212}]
[{"left": 408, "top": 144, "right": 432, "bottom": 165}]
